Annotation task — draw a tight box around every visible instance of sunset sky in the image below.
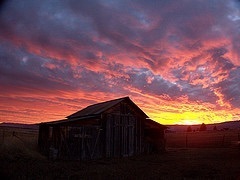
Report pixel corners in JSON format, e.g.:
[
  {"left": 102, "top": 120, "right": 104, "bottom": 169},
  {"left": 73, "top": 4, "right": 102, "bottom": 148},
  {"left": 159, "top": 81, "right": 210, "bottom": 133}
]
[{"left": 0, "top": 0, "right": 240, "bottom": 125}]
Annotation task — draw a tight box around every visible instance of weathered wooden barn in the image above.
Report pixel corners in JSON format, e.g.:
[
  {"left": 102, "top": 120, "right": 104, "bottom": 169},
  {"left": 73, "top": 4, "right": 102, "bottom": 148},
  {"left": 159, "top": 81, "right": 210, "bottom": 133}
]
[{"left": 38, "top": 97, "right": 167, "bottom": 160}]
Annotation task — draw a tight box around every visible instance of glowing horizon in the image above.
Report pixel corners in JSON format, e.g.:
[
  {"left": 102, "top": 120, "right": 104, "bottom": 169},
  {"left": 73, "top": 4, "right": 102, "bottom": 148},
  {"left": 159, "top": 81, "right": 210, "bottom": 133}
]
[{"left": 0, "top": 0, "right": 240, "bottom": 125}]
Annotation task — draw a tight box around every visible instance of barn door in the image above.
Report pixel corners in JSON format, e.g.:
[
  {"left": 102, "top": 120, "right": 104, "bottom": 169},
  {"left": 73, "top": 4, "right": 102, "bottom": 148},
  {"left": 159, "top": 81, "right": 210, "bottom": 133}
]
[
  {"left": 106, "top": 114, "right": 135, "bottom": 157},
  {"left": 121, "top": 115, "right": 135, "bottom": 156}
]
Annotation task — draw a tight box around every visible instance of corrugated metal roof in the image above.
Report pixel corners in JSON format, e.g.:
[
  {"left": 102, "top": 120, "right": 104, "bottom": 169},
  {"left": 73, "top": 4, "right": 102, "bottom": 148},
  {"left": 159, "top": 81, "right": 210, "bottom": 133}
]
[
  {"left": 145, "top": 119, "right": 168, "bottom": 129},
  {"left": 67, "top": 96, "right": 148, "bottom": 119}
]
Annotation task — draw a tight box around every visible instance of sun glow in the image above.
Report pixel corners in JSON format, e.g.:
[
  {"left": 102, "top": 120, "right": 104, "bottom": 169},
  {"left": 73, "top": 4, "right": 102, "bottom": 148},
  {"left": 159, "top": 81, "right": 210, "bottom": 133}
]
[
  {"left": 180, "top": 119, "right": 200, "bottom": 125},
  {"left": 148, "top": 110, "right": 234, "bottom": 125}
]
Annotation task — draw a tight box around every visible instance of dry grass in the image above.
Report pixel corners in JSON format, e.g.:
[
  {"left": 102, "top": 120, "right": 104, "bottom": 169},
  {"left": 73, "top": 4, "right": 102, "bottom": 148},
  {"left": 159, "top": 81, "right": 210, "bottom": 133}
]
[
  {"left": 0, "top": 127, "right": 42, "bottom": 160},
  {"left": 166, "top": 130, "right": 240, "bottom": 148},
  {"left": 1, "top": 127, "right": 240, "bottom": 179}
]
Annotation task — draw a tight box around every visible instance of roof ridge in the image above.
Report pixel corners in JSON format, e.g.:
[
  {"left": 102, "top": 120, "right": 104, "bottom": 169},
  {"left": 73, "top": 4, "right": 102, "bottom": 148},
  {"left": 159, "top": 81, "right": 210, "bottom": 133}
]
[
  {"left": 67, "top": 96, "right": 130, "bottom": 118},
  {"left": 86, "top": 96, "right": 129, "bottom": 108}
]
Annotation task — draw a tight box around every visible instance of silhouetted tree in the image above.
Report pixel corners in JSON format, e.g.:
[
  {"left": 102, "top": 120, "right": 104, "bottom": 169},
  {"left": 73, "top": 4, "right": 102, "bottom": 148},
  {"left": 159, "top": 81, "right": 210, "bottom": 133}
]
[
  {"left": 186, "top": 126, "right": 192, "bottom": 132},
  {"left": 199, "top": 123, "right": 207, "bottom": 131}
]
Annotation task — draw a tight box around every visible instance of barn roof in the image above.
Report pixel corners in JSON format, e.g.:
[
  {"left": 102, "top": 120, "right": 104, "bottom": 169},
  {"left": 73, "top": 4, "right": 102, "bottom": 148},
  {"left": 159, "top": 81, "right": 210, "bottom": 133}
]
[
  {"left": 145, "top": 119, "right": 168, "bottom": 130},
  {"left": 67, "top": 96, "right": 148, "bottom": 119},
  {"left": 42, "top": 115, "right": 99, "bottom": 126}
]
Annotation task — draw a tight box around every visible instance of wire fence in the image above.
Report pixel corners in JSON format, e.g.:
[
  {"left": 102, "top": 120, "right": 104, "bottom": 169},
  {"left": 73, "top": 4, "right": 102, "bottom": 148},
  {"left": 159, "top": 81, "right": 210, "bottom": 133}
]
[
  {"left": 1, "top": 127, "right": 240, "bottom": 149},
  {"left": 165, "top": 130, "right": 240, "bottom": 148},
  {"left": 0, "top": 127, "right": 38, "bottom": 147}
]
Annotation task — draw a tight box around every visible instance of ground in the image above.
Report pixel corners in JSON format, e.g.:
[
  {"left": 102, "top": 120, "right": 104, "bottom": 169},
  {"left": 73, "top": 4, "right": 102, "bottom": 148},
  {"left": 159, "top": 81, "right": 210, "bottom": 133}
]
[{"left": 0, "top": 126, "right": 240, "bottom": 179}]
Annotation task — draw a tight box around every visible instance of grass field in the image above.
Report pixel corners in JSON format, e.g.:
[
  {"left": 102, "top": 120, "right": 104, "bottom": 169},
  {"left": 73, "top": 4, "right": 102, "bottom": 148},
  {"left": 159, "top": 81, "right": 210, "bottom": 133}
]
[
  {"left": 166, "top": 130, "right": 240, "bottom": 148},
  {"left": 1, "top": 126, "right": 240, "bottom": 179}
]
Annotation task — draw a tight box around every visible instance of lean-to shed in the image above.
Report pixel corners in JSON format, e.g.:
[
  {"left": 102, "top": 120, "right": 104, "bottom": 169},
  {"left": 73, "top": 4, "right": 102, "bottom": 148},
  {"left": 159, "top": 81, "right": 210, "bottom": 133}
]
[{"left": 38, "top": 97, "right": 167, "bottom": 160}]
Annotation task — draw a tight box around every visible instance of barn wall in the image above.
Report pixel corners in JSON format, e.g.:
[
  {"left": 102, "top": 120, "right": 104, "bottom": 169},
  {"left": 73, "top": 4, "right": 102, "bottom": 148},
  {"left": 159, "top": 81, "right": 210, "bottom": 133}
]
[
  {"left": 50, "top": 125, "right": 105, "bottom": 160},
  {"left": 144, "top": 127, "right": 166, "bottom": 153},
  {"left": 102, "top": 101, "right": 145, "bottom": 158},
  {"left": 38, "top": 122, "right": 105, "bottom": 160},
  {"left": 67, "top": 125, "right": 104, "bottom": 160},
  {"left": 39, "top": 122, "right": 166, "bottom": 160},
  {"left": 38, "top": 123, "right": 50, "bottom": 155}
]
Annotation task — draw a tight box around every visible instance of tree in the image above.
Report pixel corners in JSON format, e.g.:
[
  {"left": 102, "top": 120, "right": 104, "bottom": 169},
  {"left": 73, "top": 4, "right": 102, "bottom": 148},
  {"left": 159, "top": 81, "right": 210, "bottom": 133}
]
[{"left": 199, "top": 123, "right": 207, "bottom": 131}]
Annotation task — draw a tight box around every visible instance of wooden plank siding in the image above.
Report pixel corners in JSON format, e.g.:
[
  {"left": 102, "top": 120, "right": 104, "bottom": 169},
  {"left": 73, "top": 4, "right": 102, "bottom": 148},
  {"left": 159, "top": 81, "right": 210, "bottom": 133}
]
[
  {"left": 105, "top": 114, "right": 142, "bottom": 158},
  {"left": 41, "top": 125, "right": 104, "bottom": 160}
]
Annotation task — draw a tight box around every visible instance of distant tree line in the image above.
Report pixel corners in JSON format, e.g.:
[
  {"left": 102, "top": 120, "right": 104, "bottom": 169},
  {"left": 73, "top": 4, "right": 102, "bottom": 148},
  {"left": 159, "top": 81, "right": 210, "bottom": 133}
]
[
  {"left": 185, "top": 123, "right": 235, "bottom": 132},
  {"left": 186, "top": 123, "right": 207, "bottom": 132}
]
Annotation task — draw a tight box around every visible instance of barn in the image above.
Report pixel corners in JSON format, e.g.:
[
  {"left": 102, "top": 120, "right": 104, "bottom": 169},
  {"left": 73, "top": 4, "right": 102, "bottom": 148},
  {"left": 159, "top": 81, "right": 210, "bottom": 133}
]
[{"left": 38, "top": 97, "right": 167, "bottom": 160}]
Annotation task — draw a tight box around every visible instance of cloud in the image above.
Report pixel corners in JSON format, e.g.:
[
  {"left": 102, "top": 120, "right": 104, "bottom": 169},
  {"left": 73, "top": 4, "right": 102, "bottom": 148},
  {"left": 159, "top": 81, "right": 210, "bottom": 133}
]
[
  {"left": 0, "top": 0, "right": 240, "bottom": 123},
  {"left": 0, "top": 42, "right": 77, "bottom": 96},
  {"left": 217, "top": 67, "right": 240, "bottom": 108}
]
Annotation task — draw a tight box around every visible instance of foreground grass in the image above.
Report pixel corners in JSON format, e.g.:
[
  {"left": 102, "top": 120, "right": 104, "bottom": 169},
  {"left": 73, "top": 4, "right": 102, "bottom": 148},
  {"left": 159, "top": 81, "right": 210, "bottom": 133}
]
[
  {"left": 0, "top": 127, "right": 240, "bottom": 179},
  {"left": 1, "top": 147, "right": 240, "bottom": 179}
]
